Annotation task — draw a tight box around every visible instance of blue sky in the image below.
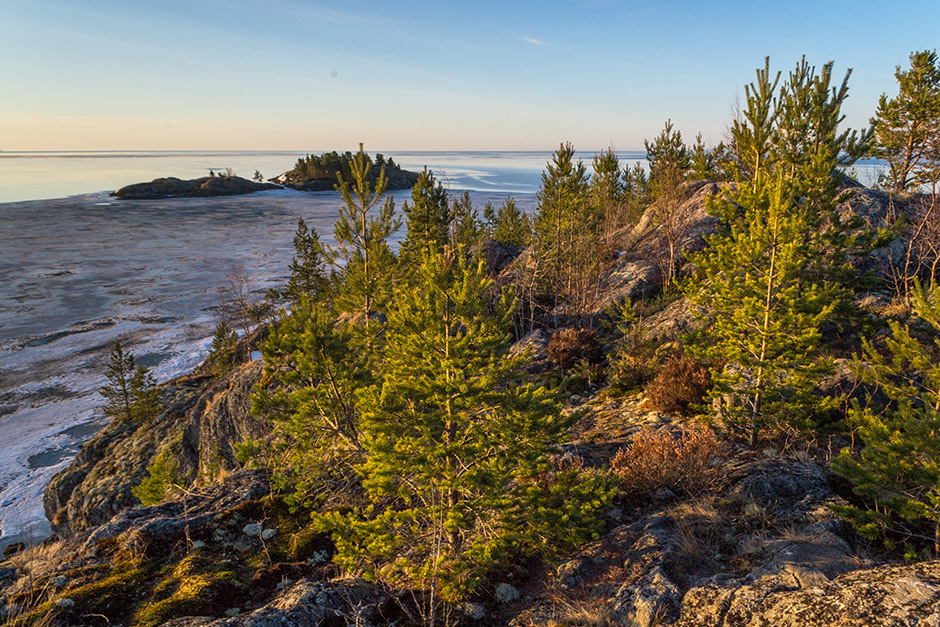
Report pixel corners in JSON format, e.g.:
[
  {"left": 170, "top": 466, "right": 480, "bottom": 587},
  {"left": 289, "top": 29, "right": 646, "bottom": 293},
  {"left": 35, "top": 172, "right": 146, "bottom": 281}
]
[{"left": 2, "top": 0, "right": 938, "bottom": 151}]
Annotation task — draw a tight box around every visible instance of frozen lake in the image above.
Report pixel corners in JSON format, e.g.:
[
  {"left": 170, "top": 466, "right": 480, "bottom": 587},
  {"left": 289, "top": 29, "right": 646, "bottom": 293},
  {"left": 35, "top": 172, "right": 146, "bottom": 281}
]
[{"left": 0, "top": 150, "right": 551, "bottom": 548}]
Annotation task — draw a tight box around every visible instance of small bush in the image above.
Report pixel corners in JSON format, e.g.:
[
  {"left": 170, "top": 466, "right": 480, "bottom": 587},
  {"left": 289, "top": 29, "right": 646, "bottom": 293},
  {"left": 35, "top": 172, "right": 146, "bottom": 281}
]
[
  {"left": 133, "top": 450, "right": 182, "bottom": 506},
  {"left": 644, "top": 355, "right": 711, "bottom": 414},
  {"left": 611, "top": 426, "right": 724, "bottom": 498},
  {"left": 547, "top": 328, "right": 603, "bottom": 370}
]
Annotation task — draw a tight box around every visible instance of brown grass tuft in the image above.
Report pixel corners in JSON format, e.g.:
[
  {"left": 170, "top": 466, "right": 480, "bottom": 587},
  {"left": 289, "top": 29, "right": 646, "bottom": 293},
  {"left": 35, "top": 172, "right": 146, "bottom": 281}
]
[
  {"left": 643, "top": 354, "right": 711, "bottom": 414},
  {"left": 610, "top": 425, "right": 725, "bottom": 498}
]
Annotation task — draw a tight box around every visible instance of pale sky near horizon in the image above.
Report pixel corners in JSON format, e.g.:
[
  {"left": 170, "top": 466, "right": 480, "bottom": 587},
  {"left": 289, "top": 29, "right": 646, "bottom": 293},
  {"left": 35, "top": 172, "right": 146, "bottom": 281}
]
[{"left": 2, "top": 0, "right": 938, "bottom": 152}]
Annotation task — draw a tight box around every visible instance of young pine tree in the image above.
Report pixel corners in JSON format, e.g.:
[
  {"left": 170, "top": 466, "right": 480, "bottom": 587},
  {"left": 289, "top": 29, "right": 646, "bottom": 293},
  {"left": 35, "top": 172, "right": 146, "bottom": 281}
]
[
  {"left": 209, "top": 317, "right": 239, "bottom": 377},
  {"left": 870, "top": 50, "right": 940, "bottom": 193},
  {"left": 400, "top": 168, "right": 450, "bottom": 261},
  {"left": 684, "top": 174, "right": 841, "bottom": 444},
  {"left": 833, "top": 280, "right": 940, "bottom": 556},
  {"left": 320, "top": 249, "right": 614, "bottom": 603},
  {"left": 253, "top": 296, "right": 370, "bottom": 509},
  {"left": 284, "top": 217, "right": 329, "bottom": 306},
  {"left": 331, "top": 146, "right": 401, "bottom": 355},
  {"left": 100, "top": 340, "right": 161, "bottom": 423},
  {"left": 484, "top": 197, "right": 530, "bottom": 247}
]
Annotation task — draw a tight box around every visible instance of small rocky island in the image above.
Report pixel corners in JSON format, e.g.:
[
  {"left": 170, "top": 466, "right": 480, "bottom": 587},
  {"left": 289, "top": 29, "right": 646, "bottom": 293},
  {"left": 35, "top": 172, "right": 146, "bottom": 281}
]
[
  {"left": 112, "top": 174, "right": 280, "bottom": 200},
  {"left": 111, "top": 150, "right": 420, "bottom": 199}
]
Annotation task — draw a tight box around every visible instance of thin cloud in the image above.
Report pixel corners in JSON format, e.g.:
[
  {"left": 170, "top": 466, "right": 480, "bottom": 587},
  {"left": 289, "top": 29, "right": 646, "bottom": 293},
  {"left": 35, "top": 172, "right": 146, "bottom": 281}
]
[{"left": 520, "top": 35, "right": 548, "bottom": 46}]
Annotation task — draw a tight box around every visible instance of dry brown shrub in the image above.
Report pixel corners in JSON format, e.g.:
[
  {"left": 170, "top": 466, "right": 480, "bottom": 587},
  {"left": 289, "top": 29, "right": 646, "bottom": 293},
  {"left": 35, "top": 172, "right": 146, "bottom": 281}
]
[
  {"left": 611, "top": 425, "right": 724, "bottom": 498},
  {"left": 547, "top": 328, "right": 604, "bottom": 370},
  {"left": 644, "top": 354, "right": 711, "bottom": 414}
]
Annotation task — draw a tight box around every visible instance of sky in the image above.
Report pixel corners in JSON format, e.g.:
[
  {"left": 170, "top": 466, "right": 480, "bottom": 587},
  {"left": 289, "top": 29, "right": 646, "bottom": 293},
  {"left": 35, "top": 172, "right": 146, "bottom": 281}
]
[{"left": 2, "top": 0, "right": 938, "bottom": 152}]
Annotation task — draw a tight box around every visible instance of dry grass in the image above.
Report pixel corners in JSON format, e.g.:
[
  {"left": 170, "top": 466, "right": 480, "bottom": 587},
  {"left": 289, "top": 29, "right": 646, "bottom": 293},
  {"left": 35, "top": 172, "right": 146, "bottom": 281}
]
[
  {"left": 610, "top": 425, "right": 725, "bottom": 498},
  {"left": 547, "top": 328, "right": 604, "bottom": 371},
  {"left": 643, "top": 355, "right": 711, "bottom": 415}
]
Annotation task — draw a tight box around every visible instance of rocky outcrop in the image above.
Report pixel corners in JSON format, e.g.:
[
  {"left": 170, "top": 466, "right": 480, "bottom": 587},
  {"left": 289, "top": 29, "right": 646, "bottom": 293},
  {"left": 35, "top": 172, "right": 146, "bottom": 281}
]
[
  {"left": 675, "top": 560, "right": 940, "bottom": 626},
  {"left": 112, "top": 175, "right": 280, "bottom": 200},
  {"left": 44, "top": 350, "right": 269, "bottom": 537}
]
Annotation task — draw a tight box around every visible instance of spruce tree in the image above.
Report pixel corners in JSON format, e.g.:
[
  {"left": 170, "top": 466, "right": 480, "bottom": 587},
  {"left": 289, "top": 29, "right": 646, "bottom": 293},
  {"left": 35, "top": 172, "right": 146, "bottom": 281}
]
[
  {"left": 833, "top": 280, "right": 940, "bottom": 556},
  {"left": 870, "top": 50, "right": 940, "bottom": 193},
  {"left": 320, "top": 249, "right": 614, "bottom": 602}
]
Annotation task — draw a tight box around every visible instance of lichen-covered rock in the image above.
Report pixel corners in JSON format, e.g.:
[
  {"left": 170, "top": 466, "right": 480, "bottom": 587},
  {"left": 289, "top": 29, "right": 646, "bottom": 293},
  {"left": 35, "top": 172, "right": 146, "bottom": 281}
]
[
  {"left": 675, "top": 560, "right": 940, "bottom": 627},
  {"left": 161, "top": 576, "right": 390, "bottom": 626}
]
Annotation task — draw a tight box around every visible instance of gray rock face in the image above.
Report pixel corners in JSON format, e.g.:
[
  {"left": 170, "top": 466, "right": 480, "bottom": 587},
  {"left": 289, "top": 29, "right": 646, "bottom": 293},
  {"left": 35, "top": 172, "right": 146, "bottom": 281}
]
[
  {"left": 83, "top": 469, "right": 269, "bottom": 550},
  {"left": 44, "top": 355, "right": 269, "bottom": 536},
  {"left": 112, "top": 175, "right": 280, "bottom": 200},
  {"left": 675, "top": 561, "right": 940, "bottom": 627},
  {"left": 161, "top": 577, "right": 389, "bottom": 627}
]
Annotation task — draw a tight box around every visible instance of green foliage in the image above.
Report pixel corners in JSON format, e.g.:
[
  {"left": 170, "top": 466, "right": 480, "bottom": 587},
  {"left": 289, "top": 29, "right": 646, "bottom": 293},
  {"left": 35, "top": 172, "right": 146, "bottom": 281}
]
[
  {"left": 209, "top": 317, "right": 238, "bottom": 377},
  {"left": 683, "top": 56, "right": 873, "bottom": 443},
  {"left": 401, "top": 168, "right": 450, "bottom": 260},
  {"left": 484, "top": 197, "right": 531, "bottom": 247},
  {"left": 133, "top": 449, "right": 181, "bottom": 506},
  {"left": 331, "top": 146, "right": 401, "bottom": 354},
  {"left": 252, "top": 169, "right": 264, "bottom": 183},
  {"left": 449, "top": 191, "right": 484, "bottom": 250},
  {"left": 318, "top": 249, "right": 613, "bottom": 601},
  {"left": 870, "top": 50, "right": 940, "bottom": 192},
  {"left": 645, "top": 119, "right": 691, "bottom": 197},
  {"left": 100, "top": 340, "right": 161, "bottom": 424},
  {"left": 684, "top": 174, "right": 841, "bottom": 443},
  {"left": 833, "top": 279, "right": 940, "bottom": 555},
  {"left": 532, "top": 142, "right": 610, "bottom": 312},
  {"left": 253, "top": 296, "right": 369, "bottom": 509},
  {"left": 284, "top": 217, "right": 329, "bottom": 307}
]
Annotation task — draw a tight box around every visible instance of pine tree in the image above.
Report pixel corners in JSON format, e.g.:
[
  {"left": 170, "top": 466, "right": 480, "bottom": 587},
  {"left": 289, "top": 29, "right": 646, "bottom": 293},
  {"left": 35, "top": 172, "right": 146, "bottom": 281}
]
[
  {"left": 448, "top": 191, "right": 483, "bottom": 250},
  {"left": 253, "top": 296, "right": 369, "bottom": 508},
  {"left": 684, "top": 174, "right": 841, "bottom": 444},
  {"left": 645, "top": 121, "right": 693, "bottom": 290},
  {"left": 331, "top": 145, "right": 401, "bottom": 355},
  {"left": 833, "top": 280, "right": 940, "bottom": 556},
  {"left": 284, "top": 217, "right": 329, "bottom": 306},
  {"left": 484, "top": 197, "right": 530, "bottom": 247},
  {"left": 320, "top": 249, "right": 615, "bottom": 603},
  {"left": 401, "top": 168, "right": 450, "bottom": 261},
  {"left": 870, "top": 50, "right": 940, "bottom": 193},
  {"left": 590, "top": 148, "right": 629, "bottom": 244},
  {"left": 100, "top": 341, "right": 161, "bottom": 423},
  {"left": 209, "top": 317, "right": 238, "bottom": 377},
  {"left": 533, "top": 142, "right": 595, "bottom": 310}
]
